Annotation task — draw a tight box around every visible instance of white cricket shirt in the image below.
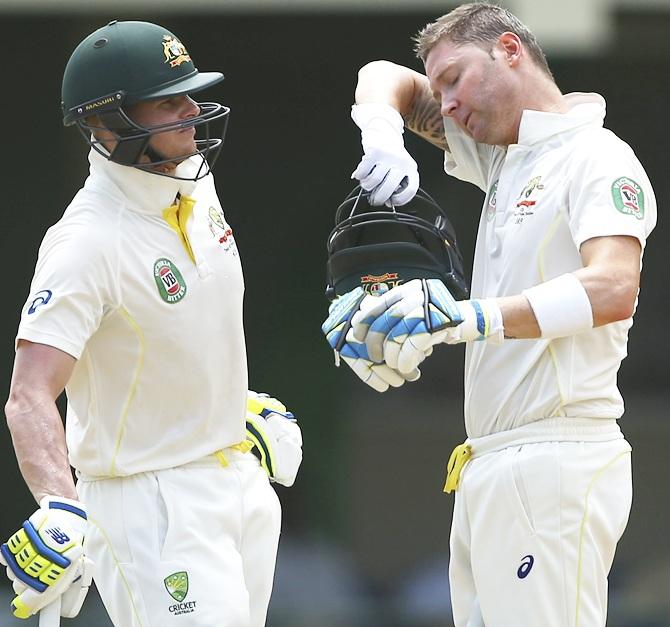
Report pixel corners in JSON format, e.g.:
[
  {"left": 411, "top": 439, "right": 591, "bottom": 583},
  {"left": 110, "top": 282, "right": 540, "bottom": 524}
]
[
  {"left": 17, "top": 149, "right": 248, "bottom": 477},
  {"left": 442, "top": 93, "right": 656, "bottom": 437}
]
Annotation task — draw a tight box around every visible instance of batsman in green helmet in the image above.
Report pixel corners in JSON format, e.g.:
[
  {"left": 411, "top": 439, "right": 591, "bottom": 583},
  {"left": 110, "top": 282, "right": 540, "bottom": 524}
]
[{"left": 1, "top": 21, "right": 302, "bottom": 626}]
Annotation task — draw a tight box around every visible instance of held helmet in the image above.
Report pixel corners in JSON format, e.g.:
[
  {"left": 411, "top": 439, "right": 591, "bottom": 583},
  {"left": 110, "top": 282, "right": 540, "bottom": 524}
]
[
  {"left": 61, "top": 20, "right": 229, "bottom": 180},
  {"left": 326, "top": 185, "right": 469, "bottom": 301}
]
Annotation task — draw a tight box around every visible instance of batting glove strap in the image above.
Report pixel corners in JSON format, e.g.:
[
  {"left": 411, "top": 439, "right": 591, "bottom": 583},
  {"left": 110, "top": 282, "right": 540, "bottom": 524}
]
[{"left": 441, "top": 299, "right": 504, "bottom": 345}]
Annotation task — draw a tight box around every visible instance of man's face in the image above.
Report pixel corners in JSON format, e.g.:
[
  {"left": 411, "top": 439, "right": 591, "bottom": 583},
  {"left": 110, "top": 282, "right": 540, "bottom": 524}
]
[
  {"left": 425, "top": 37, "right": 521, "bottom": 146},
  {"left": 126, "top": 95, "right": 201, "bottom": 168}
]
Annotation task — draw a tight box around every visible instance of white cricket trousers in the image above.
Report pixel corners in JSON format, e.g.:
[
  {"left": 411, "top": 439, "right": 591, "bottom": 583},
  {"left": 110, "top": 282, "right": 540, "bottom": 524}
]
[
  {"left": 77, "top": 448, "right": 281, "bottom": 627},
  {"left": 449, "top": 418, "right": 632, "bottom": 627}
]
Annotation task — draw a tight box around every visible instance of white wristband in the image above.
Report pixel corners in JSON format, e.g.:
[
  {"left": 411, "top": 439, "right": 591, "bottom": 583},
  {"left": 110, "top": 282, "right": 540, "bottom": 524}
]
[
  {"left": 351, "top": 103, "right": 405, "bottom": 136},
  {"left": 522, "top": 273, "right": 593, "bottom": 339}
]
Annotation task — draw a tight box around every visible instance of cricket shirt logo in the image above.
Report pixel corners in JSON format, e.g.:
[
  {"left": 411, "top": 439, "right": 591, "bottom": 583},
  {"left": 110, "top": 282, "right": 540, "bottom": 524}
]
[
  {"left": 517, "top": 554, "right": 534, "bottom": 579},
  {"left": 164, "top": 571, "right": 198, "bottom": 615},
  {"left": 27, "top": 289, "right": 53, "bottom": 314},
  {"left": 485, "top": 180, "right": 498, "bottom": 222},
  {"left": 153, "top": 258, "right": 187, "bottom": 303},
  {"left": 611, "top": 177, "right": 644, "bottom": 220},
  {"left": 207, "top": 206, "right": 237, "bottom": 255},
  {"left": 514, "top": 176, "right": 545, "bottom": 223},
  {"left": 162, "top": 35, "right": 191, "bottom": 68}
]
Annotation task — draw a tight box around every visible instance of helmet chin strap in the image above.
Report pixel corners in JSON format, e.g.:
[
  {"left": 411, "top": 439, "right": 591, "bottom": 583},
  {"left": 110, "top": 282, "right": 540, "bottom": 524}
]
[{"left": 144, "top": 143, "right": 164, "bottom": 163}]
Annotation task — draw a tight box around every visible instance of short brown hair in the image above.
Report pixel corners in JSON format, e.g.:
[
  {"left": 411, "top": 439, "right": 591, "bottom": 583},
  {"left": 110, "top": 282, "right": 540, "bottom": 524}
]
[{"left": 413, "top": 2, "right": 553, "bottom": 78}]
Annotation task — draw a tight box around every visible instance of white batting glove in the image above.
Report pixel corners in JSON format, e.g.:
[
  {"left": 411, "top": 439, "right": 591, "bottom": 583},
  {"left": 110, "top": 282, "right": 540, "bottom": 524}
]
[
  {"left": 246, "top": 391, "right": 303, "bottom": 487},
  {"left": 351, "top": 103, "right": 419, "bottom": 207},
  {"left": 352, "top": 279, "right": 504, "bottom": 375},
  {"left": 0, "top": 497, "right": 91, "bottom": 619},
  {"left": 322, "top": 287, "right": 420, "bottom": 392}
]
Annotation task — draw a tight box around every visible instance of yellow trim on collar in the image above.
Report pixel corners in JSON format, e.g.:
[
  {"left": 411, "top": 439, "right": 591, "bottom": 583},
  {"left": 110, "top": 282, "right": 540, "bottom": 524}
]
[{"left": 163, "top": 194, "right": 196, "bottom": 263}]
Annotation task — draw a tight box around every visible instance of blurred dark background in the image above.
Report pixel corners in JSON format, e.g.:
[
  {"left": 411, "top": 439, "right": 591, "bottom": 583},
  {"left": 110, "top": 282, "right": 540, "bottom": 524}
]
[{"left": 0, "top": 2, "right": 668, "bottom": 625}]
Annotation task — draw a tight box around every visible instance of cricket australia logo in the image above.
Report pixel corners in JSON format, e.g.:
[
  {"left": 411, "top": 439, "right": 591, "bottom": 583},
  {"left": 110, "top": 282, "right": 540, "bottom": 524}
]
[
  {"left": 514, "top": 176, "right": 545, "bottom": 223},
  {"left": 153, "top": 258, "right": 187, "bottom": 303},
  {"left": 207, "top": 206, "right": 237, "bottom": 255},
  {"left": 611, "top": 177, "right": 644, "bottom": 220},
  {"left": 162, "top": 35, "right": 191, "bottom": 68},
  {"left": 164, "top": 571, "right": 198, "bottom": 615}
]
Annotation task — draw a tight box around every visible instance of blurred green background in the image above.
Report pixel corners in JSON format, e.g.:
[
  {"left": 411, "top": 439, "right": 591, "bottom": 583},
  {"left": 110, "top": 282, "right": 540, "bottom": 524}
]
[{"left": 0, "top": 1, "right": 668, "bottom": 625}]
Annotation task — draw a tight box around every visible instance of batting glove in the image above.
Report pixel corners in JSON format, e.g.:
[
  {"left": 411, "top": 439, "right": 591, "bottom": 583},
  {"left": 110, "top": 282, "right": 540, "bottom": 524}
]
[
  {"left": 246, "top": 391, "right": 303, "bottom": 487},
  {"left": 351, "top": 103, "right": 420, "bottom": 207},
  {"left": 351, "top": 279, "right": 504, "bottom": 375},
  {"left": 351, "top": 278, "right": 462, "bottom": 364},
  {"left": 0, "top": 497, "right": 92, "bottom": 619},
  {"left": 321, "top": 287, "right": 419, "bottom": 392},
  {"left": 387, "top": 298, "right": 504, "bottom": 373}
]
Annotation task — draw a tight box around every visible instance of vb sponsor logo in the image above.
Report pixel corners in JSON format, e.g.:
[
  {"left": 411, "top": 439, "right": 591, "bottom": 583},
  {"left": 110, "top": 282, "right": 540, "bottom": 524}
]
[
  {"left": 517, "top": 554, "right": 535, "bottom": 579},
  {"left": 153, "top": 258, "right": 187, "bottom": 304},
  {"left": 611, "top": 177, "right": 644, "bottom": 220}
]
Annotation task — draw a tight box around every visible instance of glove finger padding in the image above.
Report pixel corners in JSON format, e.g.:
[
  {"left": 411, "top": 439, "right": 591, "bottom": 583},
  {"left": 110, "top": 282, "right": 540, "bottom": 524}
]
[
  {"left": 322, "top": 287, "right": 366, "bottom": 353},
  {"left": 351, "top": 279, "right": 425, "bottom": 344},
  {"left": 246, "top": 392, "right": 302, "bottom": 487},
  {"left": 0, "top": 497, "right": 88, "bottom": 619},
  {"left": 352, "top": 279, "right": 462, "bottom": 366}
]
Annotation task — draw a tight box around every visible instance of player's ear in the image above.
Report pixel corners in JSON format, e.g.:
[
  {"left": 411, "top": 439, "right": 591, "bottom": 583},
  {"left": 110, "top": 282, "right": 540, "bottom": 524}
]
[{"left": 498, "top": 32, "right": 522, "bottom": 66}]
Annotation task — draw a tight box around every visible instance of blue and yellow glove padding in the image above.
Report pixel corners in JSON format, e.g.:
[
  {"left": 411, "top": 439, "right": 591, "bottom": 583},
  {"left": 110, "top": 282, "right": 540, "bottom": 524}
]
[
  {"left": 352, "top": 279, "right": 504, "bottom": 375},
  {"left": 351, "top": 278, "right": 462, "bottom": 370},
  {"left": 0, "top": 496, "right": 92, "bottom": 619},
  {"left": 246, "top": 391, "right": 303, "bottom": 487},
  {"left": 321, "top": 287, "right": 420, "bottom": 392}
]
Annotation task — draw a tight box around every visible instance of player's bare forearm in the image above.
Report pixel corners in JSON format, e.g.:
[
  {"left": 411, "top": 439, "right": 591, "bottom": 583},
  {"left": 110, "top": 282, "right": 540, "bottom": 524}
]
[
  {"left": 497, "top": 294, "right": 541, "bottom": 339},
  {"left": 6, "top": 395, "right": 76, "bottom": 503},
  {"left": 355, "top": 60, "right": 447, "bottom": 150},
  {"left": 6, "top": 342, "right": 78, "bottom": 503},
  {"left": 403, "top": 80, "right": 448, "bottom": 151},
  {"left": 494, "top": 236, "right": 640, "bottom": 339}
]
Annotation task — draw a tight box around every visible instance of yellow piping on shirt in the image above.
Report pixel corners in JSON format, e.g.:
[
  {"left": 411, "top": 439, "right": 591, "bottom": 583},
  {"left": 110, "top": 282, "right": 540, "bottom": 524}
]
[
  {"left": 109, "top": 307, "right": 145, "bottom": 477},
  {"left": 535, "top": 212, "right": 568, "bottom": 408},
  {"left": 574, "top": 450, "right": 630, "bottom": 626},
  {"left": 88, "top": 516, "right": 145, "bottom": 626}
]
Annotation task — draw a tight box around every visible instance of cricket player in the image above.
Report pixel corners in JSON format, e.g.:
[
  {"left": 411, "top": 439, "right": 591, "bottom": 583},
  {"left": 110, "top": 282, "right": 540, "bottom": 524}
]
[
  {"left": 323, "top": 3, "right": 656, "bottom": 626},
  {"left": 1, "top": 21, "right": 302, "bottom": 626}
]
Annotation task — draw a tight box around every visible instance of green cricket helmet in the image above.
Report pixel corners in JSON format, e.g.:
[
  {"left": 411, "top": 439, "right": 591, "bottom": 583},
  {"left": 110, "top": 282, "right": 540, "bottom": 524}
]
[{"left": 61, "top": 20, "right": 229, "bottom": 180}]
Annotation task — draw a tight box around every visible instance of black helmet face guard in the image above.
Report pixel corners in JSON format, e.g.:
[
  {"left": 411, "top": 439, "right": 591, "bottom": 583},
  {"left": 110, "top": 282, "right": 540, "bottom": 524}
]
[
  {"left": 326, "top": 186, "right": 470, "bottom": 301},
  {"left": 75, "top": 97, "right": 229, "bottom": 181}
]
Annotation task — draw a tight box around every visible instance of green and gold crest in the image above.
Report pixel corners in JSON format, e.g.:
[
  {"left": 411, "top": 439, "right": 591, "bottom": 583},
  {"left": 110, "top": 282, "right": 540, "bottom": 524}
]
[{"left": 164, "top": 571, "right": 189, "bottom": 602}]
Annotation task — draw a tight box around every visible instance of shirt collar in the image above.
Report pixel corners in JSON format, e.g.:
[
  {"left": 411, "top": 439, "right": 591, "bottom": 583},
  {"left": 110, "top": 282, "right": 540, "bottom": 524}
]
[
  {"left": 86, "top": 148, "right": 200, "bottom": 215},
  {"left": 517, "top": 92, "right": 606, "bottom": 146}
]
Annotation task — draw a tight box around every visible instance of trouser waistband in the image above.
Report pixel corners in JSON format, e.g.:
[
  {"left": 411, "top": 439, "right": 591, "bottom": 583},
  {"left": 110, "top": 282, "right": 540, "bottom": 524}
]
[{"left": 466, "top": 417, "right": 623, "bottom": 460}]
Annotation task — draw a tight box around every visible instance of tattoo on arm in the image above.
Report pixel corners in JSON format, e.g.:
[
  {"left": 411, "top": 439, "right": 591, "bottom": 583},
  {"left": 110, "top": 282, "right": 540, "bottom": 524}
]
[{"left": 402, "top": 84, "right": 448, "bottom": 151}]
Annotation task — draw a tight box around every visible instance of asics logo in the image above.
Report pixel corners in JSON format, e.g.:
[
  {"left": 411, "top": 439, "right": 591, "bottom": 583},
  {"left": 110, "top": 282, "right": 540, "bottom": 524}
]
[
  {"left": 28, "top": 290, "right": 53, "bottom": 314},
  {"left": 517, "top": 554, "right": 534, "bottom": 579},
  {"left": 45, "top": 527, "right": 71, "bottom": 545}
]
